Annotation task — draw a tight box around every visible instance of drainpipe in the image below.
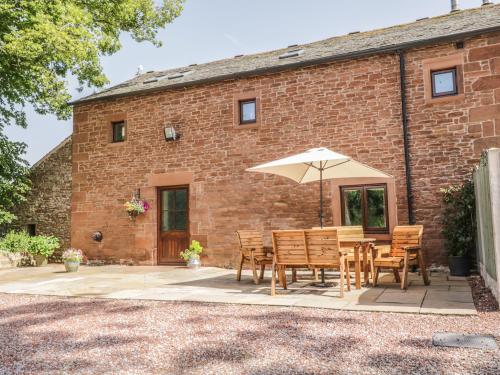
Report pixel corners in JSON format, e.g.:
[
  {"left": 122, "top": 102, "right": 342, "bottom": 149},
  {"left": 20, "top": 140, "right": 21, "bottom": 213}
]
[{"left": 398, "top": 50, "right": 415, "bottom": 225}]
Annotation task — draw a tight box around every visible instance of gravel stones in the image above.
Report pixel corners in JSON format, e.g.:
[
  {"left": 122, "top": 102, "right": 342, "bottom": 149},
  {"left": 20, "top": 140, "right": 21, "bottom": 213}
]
[{"left": 0, "top": 293, "right": 498, "bottom": 375}]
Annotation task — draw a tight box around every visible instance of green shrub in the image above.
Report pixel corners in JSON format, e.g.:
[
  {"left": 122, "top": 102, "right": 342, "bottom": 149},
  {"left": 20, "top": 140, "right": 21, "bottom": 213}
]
[
  {"left": 0, "top": 231, "right": 30, "bottom": 253},
  {"left": 180, "top": 240, "right": 203, "bottom": 261},
  {"left": 0, "top": 231, "right": 60, "bottom": 258},
  {"left": 441, "top": 179, "right": 476, "bottom": 258},
  {"left": 28, "top": 235, "right": 60, "bottom": 258}
]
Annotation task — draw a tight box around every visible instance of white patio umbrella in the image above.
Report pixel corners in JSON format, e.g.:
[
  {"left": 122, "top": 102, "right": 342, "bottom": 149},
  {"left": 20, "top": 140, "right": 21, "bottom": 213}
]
[
  {"left": 246, "top": 147, "right": 392, "bottom": 286},
  {"left": 246, "top": 147, "right": 391, "bottom": 228}
]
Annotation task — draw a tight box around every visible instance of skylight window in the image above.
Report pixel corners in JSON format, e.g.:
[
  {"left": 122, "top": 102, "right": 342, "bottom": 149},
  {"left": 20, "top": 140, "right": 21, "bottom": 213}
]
[
  {"left": 168, "top": 70, "right": 193, "bottom": 80},
  {"left": 143, "top": 78, "right": 158, "bottom": 84},
  {"left": 143, "top": 69, "right": 193, "bottom": 84},
  {"left": 279, "top": 49, "right": 303, "bottom": 60}
]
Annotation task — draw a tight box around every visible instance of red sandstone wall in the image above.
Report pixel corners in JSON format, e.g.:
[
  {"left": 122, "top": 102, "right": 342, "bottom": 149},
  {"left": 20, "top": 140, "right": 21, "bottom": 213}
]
[
  {"left": 72, "top": 32, "right": 500, "bottom": 267},
  {"left": 405, "top": 32, "right": 500, "bottom": 264}
]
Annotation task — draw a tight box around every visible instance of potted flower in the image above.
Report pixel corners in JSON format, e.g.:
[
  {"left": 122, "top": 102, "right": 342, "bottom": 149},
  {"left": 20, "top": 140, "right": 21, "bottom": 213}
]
[
  {"left": 124, "top": 196, "right": 150, "bottom": 220},
  {"left": 62, "top": 248, "right": 83, "bottom": 272},
  {"left": 180, "top": 240, "right": 203, "bottom": 269},
  {"left": 441, "top": 180, "right": 476, "bottom": 276},
  {"left": 27, "top": 235, "right": 60, "bottom": 267}
]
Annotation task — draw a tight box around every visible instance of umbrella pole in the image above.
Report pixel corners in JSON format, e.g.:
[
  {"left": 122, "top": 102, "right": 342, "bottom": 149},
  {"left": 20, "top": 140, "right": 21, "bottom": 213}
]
[
  {"left": 320, "top": 166, "right": 323, "bottom": 228},
  {"left": 316, "top": 163, "right": 330, "bottom": 287}
]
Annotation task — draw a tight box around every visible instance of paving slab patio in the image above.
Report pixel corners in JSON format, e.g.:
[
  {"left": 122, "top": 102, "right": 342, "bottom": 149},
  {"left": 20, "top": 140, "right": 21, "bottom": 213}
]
[{"left": 0, "top": 265, "right": 477, "bottom": 315}]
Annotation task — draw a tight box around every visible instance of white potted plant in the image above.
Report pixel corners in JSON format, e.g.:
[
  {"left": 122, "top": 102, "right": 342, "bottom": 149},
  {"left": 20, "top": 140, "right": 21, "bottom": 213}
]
[
  {"left": 62, "top": 248, "right": 83, "bottom": 272},
  {"left": 180, "top": 240, "right": 203, "bottom": 269}
]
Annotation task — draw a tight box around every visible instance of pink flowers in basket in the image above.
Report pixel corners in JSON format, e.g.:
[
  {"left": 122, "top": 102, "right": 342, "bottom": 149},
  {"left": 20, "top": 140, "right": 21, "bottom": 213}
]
[{"left": 124, "top": 197, "right": 150, "bottom": 220}]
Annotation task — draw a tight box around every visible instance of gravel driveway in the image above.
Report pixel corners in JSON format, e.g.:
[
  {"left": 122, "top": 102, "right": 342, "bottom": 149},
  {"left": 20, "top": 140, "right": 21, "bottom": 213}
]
[{"left": 0, "top": 292, "right": 498, "bottom": 375}]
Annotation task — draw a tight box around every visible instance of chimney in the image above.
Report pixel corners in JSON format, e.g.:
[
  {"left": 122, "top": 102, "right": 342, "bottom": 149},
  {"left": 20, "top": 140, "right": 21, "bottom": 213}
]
[
  {"left": 451, "top": 0, "right": 460, "bottom": 12},
  {"left": 482, "top": 0, "right": 493, "bottom": 5}
]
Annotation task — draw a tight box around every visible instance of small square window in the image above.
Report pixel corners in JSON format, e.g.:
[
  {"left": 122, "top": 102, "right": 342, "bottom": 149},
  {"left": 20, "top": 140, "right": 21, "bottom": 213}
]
[
  {"left": 239, "top": 99, "right": 257, "bottom": 124},
  {"left": 112, "top": 121, "right": 126, "bottom": 142},
  {"left": 431, "top": 68, "right": 458, "bottom": 98},
  {"left": 26, "top": 224, "right": 36, "bottom": 237}
]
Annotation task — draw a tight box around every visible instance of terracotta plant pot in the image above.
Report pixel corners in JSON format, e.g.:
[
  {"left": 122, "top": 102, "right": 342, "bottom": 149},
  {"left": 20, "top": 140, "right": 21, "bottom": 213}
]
[
  {"left": 33, "top": 255, "right": 47, "bottom": 267},
  {"left": 64, "top": 261, "right": 80, "bottom": 273}
]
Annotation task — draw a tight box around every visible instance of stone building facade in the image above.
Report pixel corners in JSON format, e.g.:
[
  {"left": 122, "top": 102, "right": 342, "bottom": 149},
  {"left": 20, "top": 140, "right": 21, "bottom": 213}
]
[
  {"left": 68, "top": 5, "right": 500, "bottom": 267},
  {"left": 14, "top": 137, "right": 72, "bottom": 261}
]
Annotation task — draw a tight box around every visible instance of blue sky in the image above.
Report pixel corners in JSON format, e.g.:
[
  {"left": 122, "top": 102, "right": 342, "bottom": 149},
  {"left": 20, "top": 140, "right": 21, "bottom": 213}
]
[{"left": 5, "top": 0, "right": 494, "bottom": 164}]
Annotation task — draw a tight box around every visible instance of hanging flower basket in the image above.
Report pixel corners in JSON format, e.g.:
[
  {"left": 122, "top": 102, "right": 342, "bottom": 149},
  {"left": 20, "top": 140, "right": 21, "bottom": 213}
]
[{"left": 124, "top": 197, "right": 150, "bottom": 221}]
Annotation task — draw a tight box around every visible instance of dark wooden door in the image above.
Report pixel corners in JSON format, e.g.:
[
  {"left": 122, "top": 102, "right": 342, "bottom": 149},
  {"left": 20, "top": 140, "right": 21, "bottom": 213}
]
[{"left": 158, "top": 186, "right": 189, "bottom": 264}]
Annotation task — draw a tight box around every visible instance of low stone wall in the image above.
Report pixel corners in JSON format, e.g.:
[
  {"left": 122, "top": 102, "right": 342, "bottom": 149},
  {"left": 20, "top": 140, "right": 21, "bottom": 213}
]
[{"left": 0, "top": 251, "right": 22, "bottom": 269}]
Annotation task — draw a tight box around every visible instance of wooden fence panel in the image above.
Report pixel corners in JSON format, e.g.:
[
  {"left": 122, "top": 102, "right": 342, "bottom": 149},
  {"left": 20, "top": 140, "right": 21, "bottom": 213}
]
[{"left": 474, "top": 149, "right": 500, "bottom": 301}]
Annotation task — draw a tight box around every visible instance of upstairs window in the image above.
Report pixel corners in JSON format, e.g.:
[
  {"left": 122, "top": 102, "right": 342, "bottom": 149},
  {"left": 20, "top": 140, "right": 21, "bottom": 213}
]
[
  {"left": 341, "top": 184, "right": 389, "bottom": 233},
  {"left": 239, "top": 99, "right": 257, "bottom": 124},
  {"left": 431, "top": 68, "right": 458, "bottom": 98},
  {"left": 112, "top": 121, "right": 126, "bottom": 142}
]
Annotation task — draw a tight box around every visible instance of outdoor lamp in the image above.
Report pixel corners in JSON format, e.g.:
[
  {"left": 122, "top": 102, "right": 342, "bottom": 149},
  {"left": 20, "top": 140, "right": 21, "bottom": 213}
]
[
  {"left": 164, "top": 126, "right": 178, "bottom": 141},
  {"left": 91, "top": 231, "right": 103, "bottom": 242}
]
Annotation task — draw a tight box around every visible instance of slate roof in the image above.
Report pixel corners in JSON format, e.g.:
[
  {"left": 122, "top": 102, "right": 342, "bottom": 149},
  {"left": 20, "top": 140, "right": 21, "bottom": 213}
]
[{"left": 72, "top": 4, "right": 500, "bottom": 105}]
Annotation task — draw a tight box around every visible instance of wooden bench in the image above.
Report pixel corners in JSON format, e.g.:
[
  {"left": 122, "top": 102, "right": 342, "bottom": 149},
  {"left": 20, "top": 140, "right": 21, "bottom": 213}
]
[
  {"left": 271, "top": 229, "right": 350, "bottom": 297},
  {"left": 236, "top": 230, "right": 274, "bottom": 285},
  {"left": 372, "top": 225, "right": 430, "bottom": 289}
]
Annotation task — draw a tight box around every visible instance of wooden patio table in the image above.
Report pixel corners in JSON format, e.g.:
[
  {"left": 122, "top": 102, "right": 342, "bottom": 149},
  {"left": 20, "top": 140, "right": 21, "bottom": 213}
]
[{"left": 339, "top": 237, "right": 376, "bottom": 289}]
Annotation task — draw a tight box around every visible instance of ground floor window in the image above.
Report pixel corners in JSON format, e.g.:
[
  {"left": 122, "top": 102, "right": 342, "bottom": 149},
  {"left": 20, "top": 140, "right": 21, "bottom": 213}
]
[
  {"left": 340, "top": 184, "right": 389, "bottom": 233},
  {"left": 26, "top": 224, "right": 36, "bottom": 236}
]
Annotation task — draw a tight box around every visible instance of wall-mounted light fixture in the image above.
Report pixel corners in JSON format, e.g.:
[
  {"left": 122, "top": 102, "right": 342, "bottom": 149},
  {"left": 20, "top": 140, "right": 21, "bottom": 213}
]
[
  {"left": 164, "top": 126, "right": 179, "bottom": 141},
  {"left": 91, "top": 231, "right": 103, "bottom": 242}
]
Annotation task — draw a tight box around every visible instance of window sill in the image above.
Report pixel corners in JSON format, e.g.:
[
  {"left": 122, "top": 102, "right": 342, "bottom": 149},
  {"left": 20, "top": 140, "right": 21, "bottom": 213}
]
[
  {"left": 366, "top": 233, "right": 392, "bottom": 242},
  {"left": 424, "top": 93, "right": 465, "bottom": 106},
  {"left": 108, "top": 141, "right": 126, "bottom": 146},
  {"left": 365, "top": 231, "right": 390, "bottom": 236},
  {"left": 233, "top": 123, "right": 260, "bottom": 130}
]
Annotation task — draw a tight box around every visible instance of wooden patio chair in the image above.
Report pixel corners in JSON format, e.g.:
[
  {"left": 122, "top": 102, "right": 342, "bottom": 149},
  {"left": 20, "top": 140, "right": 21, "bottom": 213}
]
[
  {"left": 271, "top": 229, "right": 349, "bottom": 297},
  {"left": 372, "top": 225, "right": 430, "bottom": 289},
  {"left": 236, "top": 230, "right": 274, "bottom": 285}
]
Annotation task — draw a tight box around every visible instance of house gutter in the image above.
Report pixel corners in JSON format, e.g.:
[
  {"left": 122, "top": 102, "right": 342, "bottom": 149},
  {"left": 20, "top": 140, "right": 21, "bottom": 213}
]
[
  {"left": 70, "top": 25, "right": 500, "bottom": 106},
  {"left": 397, "top": 49, "right": 415, "bottom": 225}
]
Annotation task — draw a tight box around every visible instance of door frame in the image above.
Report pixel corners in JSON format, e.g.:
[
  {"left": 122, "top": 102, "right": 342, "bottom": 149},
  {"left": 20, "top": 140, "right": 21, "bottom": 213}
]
[{"left": 156, "top": 185, "right": 190, "bottom": 265}]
